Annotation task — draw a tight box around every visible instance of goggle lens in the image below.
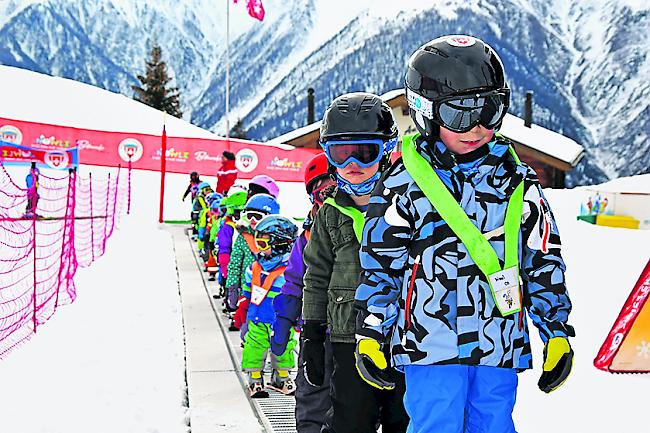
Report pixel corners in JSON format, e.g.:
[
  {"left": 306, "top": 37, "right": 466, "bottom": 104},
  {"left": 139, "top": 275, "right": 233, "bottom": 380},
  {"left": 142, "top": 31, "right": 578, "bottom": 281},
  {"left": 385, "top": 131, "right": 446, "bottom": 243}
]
[
  {"left": 329, "top": 143, "right": 379, "bottom": 165},
  {"left": 311, "top": 184, "right": 330, "bottom": 207},
  {"left": 323, "top": 139, "right": 386, "bottom": 168},
  {"left": 437, "top": 92, "right": 506, "bottom": 133},
  {"left": 245, "top": 211, "right": 266, "bottom": 222},
  {"left": 255, "top": 237, "right": 271, "bottom": 251}
]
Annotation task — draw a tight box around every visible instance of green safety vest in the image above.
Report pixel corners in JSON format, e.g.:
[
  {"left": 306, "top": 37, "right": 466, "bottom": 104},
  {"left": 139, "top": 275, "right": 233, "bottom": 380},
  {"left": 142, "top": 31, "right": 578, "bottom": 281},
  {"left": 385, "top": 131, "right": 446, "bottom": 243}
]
[
  {"left": 401, "top": 134, "right": 525, "bottom": 316},
  {"left": 324, "top": 197, "right": 365, "bottom": 243}
]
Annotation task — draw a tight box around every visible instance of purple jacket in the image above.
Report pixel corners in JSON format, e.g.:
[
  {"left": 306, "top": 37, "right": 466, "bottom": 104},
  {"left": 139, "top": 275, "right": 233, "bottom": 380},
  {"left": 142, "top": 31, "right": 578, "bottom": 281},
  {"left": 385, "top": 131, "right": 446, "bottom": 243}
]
[
  {"left": 272, "top": 229, "right": 309, "bottom": 324},
  {"left": 280, "top": 230, "right": 309, "bottom": 298}
]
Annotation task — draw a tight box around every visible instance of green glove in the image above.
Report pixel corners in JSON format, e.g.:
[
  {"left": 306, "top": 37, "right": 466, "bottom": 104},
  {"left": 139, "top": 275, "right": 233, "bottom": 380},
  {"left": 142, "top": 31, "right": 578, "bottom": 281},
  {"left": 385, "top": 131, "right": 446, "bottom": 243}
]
[
  {"left": 538, "top": 337, "right": 573, "bottom": 393},
  {"left": 355, "top": 339, "right": 395, "bottom": 390}
]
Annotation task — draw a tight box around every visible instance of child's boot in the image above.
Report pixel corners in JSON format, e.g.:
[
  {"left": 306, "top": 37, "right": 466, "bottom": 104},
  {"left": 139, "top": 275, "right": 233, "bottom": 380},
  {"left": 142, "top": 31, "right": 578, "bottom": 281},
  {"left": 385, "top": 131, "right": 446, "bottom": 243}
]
[
  {"left": 268, "top": 370, "right": 296, "bottom": 396},
  {"left": 248, "top": 371, "right": 268, "bottom": 398}
]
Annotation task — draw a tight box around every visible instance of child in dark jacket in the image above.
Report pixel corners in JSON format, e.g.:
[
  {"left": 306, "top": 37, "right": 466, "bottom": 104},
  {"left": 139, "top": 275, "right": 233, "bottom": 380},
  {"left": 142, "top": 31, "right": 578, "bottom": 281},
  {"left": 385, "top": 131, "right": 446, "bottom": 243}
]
[
  {"left": 354, "top": 36, "right": 574, "bottom": 433},
  {"left": 271, "top": 152, "right": 335, "bottom": 433},
  {"left": 302, "top": 93, "right": 409, "bottom": 433}
]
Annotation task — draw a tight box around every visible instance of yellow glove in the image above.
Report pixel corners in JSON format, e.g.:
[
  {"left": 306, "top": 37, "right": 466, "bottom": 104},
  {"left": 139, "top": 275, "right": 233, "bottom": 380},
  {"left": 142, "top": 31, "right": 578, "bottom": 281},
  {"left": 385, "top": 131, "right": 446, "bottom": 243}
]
[
  {"left": 538, "top": 337, "right": 573, "bottom": 393},
  {"left": 355, "top": 339, "right": 395, "bottom": 390}
]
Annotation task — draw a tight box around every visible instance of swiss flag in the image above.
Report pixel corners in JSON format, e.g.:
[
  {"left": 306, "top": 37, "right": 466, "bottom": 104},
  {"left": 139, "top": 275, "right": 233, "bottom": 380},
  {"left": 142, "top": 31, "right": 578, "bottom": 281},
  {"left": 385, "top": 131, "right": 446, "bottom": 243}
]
[{"left": 233, "top": 0, "right": 265, "bottom": 21}]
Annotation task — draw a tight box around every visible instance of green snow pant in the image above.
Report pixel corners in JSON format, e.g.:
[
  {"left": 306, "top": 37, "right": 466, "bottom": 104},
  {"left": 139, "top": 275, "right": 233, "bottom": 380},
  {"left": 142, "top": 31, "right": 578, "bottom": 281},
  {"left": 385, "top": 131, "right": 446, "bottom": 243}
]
[{"left": 242, "top": 321, "right": 296, "bottom": 372}]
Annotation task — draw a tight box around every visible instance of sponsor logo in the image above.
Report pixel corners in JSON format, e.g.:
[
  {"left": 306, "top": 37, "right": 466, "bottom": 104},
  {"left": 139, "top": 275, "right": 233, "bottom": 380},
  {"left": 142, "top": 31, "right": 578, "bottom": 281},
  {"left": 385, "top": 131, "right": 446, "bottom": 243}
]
[
  {"left": 0, "top": 125, "right": 23, "bottom": 144},
  {"left": 1, "top": 147, "right": 32, "bottom": 159},
  {"left": 118, "top": 138, "right": 144, "bottom": 162},
  {"left": 44, "top": 151, "right": 69, "bottom": 169},
  {"left": 153, "top": 147, "right": 190, "bottom": 163},
  {"left": 194, "top": 150, "right": 220, "bottom": 163},
  {"left": 267, "top": 156, "right": 303, "bottom": 172},
  {"left": 235, "top": 148, "right": 258, "bottom": 173},
  {"left": 34, "top": 134, "right": 73, "bottom": 148},
  {"left": 77, "top": 139, "right": 105, "bottom": 151},
  {"left": 446, "top": 35, "right": 476, "bottom": 47}
]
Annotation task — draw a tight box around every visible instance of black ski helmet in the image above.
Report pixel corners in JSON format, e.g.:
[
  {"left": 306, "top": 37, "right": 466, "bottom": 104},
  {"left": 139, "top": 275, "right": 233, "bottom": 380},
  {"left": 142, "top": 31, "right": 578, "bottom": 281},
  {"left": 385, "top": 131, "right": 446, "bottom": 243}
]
[
  {"left": 319, "top": 92, "right": 398, "bottom": 172},
  {"left": 405, "top": 35, "right": 509, "bottom": 142}
]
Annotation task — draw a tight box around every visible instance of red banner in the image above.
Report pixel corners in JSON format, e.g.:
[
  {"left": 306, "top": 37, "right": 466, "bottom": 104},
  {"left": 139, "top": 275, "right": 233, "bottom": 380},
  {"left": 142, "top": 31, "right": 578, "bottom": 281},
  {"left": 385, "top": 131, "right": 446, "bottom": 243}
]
[
  {"left": 0, "top": 117, "right": 319, "bottom": 181},
  {"left": 0, "top": 140, "right": 79, "bottom": 170}
]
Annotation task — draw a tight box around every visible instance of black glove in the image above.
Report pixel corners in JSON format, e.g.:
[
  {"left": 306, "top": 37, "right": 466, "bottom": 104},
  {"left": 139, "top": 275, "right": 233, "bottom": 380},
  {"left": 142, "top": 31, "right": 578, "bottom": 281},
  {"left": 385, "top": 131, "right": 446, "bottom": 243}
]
[{"left": 301, "top": 321, "right": 327, "bottom": 387}]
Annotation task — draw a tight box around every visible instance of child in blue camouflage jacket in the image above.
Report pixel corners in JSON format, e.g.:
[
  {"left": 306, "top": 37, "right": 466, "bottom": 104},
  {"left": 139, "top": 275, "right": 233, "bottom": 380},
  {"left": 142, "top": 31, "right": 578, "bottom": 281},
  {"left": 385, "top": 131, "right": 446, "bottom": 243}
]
[{"left": 354, "top": 35, "right": 575, "bottom": 433}]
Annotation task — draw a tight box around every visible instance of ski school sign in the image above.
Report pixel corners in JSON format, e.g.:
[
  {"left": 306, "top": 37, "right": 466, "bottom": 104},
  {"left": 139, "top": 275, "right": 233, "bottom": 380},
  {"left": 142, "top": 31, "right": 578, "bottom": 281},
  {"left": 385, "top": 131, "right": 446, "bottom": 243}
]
[{"left": 0, "top": 117, "right": 320, "bottom": 181}]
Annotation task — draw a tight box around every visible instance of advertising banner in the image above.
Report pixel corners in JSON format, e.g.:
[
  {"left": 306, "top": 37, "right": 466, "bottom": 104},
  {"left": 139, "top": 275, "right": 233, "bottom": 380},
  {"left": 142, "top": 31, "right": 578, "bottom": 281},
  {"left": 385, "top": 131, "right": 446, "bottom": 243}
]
[
  {"left": 0, "top": 117, "right": 319, "bottom": 181},
  {"left": 0, "top": 139, "right": 79, "bottom": 170}
]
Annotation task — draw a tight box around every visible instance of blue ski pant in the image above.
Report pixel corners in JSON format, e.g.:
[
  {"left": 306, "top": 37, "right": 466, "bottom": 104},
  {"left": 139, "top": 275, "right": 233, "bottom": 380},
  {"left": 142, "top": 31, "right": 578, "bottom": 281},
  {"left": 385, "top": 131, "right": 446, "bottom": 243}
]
[{"left": 403, "top": 364, "right": 518, "bottom": 433}]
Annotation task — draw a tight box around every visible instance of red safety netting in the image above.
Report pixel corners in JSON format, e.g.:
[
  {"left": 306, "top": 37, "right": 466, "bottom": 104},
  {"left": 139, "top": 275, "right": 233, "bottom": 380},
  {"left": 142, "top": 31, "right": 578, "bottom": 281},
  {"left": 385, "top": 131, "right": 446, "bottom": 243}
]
[{"left": 0, "top": 163, "right": 130, "bottom": 359}]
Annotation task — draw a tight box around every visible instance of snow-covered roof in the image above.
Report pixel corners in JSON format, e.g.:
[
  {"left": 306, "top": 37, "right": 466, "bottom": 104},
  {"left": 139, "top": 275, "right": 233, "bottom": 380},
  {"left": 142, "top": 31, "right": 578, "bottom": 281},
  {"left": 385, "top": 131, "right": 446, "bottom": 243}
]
[
  {"left": 0, "top": 65, "right": 221, "bottom": 139},
  {"left": 499, "top": 113, "right": 584, "bottom": 167},
  {"left": 269, "top": 88, "right": 585, "bottom": 167}
]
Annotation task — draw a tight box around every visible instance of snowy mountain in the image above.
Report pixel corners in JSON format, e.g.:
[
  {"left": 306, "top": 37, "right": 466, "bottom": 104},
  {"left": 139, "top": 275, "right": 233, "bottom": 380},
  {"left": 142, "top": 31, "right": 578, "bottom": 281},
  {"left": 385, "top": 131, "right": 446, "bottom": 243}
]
[{"left": 1, "top": 0, "right": 648, "bottom": 185}]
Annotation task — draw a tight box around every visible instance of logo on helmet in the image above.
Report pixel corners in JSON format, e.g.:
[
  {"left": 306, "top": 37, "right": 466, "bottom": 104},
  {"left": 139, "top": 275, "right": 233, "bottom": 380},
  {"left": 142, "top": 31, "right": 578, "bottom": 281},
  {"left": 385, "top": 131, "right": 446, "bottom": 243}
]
[
  {"left": 235, "top": 148, "right": 258, "bottom": 173},
  {"left": 118, "top": 138, "right": 144, "bottom": 162},
  {"left": 445, "top": 36, "right": 476, "bottom": 47},
  {"left": 406, "top": 89, "right": 433, "bottom": 119}
]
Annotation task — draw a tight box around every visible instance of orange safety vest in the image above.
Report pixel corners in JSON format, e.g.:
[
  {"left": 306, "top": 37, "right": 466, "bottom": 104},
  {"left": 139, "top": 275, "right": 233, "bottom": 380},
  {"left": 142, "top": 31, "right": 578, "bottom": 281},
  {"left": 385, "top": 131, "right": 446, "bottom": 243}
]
[{"left": 250, "top": 261, "right": 287, "bottom": 306}]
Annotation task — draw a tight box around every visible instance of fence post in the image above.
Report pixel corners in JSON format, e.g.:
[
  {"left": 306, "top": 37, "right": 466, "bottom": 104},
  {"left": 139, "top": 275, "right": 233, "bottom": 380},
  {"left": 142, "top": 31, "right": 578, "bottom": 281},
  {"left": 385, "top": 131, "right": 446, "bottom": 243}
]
[
  {"left": 89, "top": 172, "right": 95, "bottom": 262},
  {"left": 54, "top": 168, "right": 74, "bottom": 309}
]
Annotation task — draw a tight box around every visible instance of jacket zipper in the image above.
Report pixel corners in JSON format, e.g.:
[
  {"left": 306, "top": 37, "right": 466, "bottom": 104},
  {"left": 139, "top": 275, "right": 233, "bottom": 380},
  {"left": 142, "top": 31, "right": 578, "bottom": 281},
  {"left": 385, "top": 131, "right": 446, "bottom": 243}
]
[{"left": 404, "top": 254, "right": 420, "bottom": 340}]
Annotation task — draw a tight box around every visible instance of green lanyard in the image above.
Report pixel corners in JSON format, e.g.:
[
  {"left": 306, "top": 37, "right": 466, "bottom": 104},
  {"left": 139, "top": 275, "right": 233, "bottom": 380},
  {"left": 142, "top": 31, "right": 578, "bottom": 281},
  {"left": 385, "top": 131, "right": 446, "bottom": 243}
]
[
  {"left": 324, "top": 197, "right": 365, "bottom": 243},
  {"left": 401, "top": 135, "right": 525, "bottom": 314}
]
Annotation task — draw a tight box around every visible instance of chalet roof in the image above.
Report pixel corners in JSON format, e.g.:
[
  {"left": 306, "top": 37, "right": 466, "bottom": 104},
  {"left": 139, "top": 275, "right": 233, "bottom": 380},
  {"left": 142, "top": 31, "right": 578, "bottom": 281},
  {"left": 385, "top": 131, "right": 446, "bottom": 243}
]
[{"left": 269, "top": 88, "right": 585, "bottom": 168}]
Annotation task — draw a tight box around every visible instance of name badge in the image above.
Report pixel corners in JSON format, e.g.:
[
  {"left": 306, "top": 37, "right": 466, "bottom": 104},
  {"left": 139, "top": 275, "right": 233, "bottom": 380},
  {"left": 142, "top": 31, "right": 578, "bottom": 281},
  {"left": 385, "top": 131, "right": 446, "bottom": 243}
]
[
  {"left": 250, "top": 284, "right": 269, "bottom": 306},
  {"left": 488, "top": 267, "right": 521, "bottom": 316}
]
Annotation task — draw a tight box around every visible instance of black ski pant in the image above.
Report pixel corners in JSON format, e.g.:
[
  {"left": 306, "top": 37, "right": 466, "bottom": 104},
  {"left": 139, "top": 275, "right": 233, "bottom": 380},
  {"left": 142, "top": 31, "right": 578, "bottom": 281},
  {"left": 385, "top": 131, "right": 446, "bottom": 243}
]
[
  {"left": 295, "top": 334, "right": 333, "bottom": 433},
  {"left": 324, "top": 342, "right": 409, "bottom": 433}
]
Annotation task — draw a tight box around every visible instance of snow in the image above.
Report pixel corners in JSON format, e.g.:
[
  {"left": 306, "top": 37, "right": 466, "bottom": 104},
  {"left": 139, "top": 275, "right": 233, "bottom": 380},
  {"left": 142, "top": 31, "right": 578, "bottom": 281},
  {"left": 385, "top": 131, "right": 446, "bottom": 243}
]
[{"left": 0, "top": 164, "right": 648, "bottom": 432}]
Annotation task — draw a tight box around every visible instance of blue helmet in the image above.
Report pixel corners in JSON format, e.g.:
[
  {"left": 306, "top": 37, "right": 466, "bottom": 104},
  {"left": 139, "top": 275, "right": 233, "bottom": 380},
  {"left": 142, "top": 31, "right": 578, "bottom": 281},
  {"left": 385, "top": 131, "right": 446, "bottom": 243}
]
[
  {"left": 254, "top": 215, "right": 298, "bottom": 256},
  {"left": 207, "top": 192, "right": 224, "bottom": 207},
  {"left": 245, "top": 193, "right": 280, "bottom": 215}
]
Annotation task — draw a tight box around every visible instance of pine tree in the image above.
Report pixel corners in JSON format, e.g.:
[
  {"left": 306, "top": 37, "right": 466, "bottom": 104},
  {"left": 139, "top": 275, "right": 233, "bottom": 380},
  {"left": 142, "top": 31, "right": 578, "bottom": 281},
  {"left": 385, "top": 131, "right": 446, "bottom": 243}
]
[
  {"left": 132, "top": 43, "right": 183, "bottom": 118},
  {"left": 230, "top": 118, "right": 248, "bottom": 139}
]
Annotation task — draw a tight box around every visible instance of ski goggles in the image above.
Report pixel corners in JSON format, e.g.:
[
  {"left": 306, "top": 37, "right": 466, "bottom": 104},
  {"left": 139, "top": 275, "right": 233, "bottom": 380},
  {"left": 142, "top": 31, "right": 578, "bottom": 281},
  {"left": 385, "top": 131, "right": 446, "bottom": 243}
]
[
  {"left": 310, "top": 183, "right": 330, "bottom": 207},
  {"left": 245, "top": 210, "right": 267, "bottom": 222},
  {"left": 321, "top": 139, "right": 394, "bottom": 169},
  {"left": 407, "top": 88, "right": 509, "bottom": 133},
  {"left": 254, "top": 236, "right": 290, "bottom": 252}
]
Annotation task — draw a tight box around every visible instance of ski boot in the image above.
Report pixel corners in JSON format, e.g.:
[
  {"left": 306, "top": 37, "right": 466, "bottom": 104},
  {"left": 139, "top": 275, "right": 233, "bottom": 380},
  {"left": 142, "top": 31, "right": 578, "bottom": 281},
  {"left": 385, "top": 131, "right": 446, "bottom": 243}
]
[
  {"left": 248, "top": 373, "right": 269, "bottom": 398},
  {"left": 268, "top": 370, "right": 296, "bottom": 396}
]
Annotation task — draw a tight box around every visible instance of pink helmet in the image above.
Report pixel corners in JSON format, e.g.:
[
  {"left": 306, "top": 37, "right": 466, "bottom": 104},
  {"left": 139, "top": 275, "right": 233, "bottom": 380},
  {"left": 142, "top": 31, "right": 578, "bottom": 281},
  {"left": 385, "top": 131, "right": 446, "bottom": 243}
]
[{"left": 249, "top": 174, "right": 279, "bottom": 198}]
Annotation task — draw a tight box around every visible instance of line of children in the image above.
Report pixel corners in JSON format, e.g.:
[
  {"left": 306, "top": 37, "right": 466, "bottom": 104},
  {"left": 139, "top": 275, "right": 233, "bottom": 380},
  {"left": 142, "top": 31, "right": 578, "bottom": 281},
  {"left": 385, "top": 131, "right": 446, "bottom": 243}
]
[
  {"left": 302, "top": 93, "right": 409, "bottom": 433},
  {"left": 238, "top": 215, "right": 300, "bottom": 397},
  {"left": 271, "top": 152, "right": 336, "bottom": 433},
  {"left": 353, "top": 35, "right": 574, "bottom": 433},
  {"left": 181, "top": 33, "right": 575, "bottom": 433}
]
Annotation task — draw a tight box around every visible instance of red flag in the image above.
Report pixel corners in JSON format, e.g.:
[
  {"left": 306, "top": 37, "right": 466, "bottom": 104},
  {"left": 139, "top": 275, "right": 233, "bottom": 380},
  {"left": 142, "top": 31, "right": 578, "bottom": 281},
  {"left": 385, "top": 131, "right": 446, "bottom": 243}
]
[{"left": 245, "top": 0, "right": 265, "bottom": 21}]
